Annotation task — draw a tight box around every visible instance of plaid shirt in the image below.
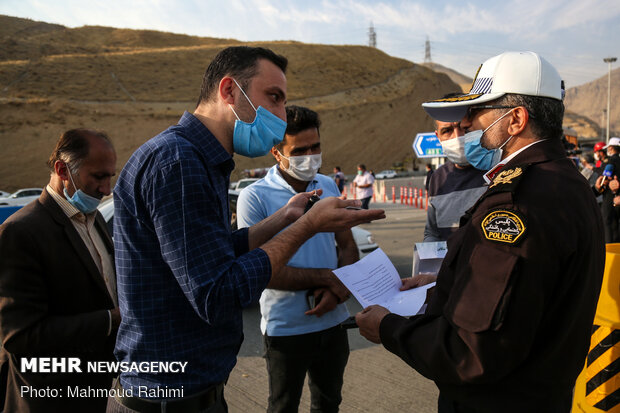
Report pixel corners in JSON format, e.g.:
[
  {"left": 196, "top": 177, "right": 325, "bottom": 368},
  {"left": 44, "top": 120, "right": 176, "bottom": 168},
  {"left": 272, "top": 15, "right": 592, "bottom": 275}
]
[{"left": 113, "top": 112, "right": 271, "bottom": 396}]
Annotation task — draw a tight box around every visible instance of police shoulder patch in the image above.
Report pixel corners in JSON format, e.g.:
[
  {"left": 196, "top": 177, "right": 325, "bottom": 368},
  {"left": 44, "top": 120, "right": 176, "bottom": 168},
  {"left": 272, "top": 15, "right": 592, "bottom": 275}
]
[{"left": 481, "top": 209, "right": 526, "bottom": 244}]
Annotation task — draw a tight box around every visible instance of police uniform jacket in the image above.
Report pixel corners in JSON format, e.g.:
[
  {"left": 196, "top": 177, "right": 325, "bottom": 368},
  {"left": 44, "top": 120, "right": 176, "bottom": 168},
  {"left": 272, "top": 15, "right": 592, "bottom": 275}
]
[{"left": 380, "top": 138, "right": 605, "bottom": 412}]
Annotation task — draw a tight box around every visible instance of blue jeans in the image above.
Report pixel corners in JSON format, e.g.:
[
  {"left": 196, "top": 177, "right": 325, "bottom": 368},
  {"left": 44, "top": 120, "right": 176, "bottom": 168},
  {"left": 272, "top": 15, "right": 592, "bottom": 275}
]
[{"left": 264, "top": 326, "right": 349, "bottom": 413}]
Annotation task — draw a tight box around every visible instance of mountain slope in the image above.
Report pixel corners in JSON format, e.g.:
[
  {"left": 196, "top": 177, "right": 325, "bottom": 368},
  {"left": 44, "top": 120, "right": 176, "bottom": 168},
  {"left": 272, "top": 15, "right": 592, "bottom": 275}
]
[
  {"left": 0, "top": 15, "right": 458, "bottom": 190},
  {"left": 564, "top": 67, "right": 620, "bottom": 136}
]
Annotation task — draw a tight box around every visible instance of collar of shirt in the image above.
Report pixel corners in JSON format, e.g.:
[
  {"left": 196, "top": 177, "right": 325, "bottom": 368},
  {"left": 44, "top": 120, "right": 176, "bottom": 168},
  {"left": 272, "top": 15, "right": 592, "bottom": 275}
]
[
  {"left": 483, "top": 140, "right": 547, "bottom": 184},
  {"left": 46, "top": 184, "right": 95, "bottom": 226},
  {"left": 264, "top": 165, "right": 319, "bottom": 195},
  {"left": 178, "top": 111, "right": 235, "bottom": 175}
]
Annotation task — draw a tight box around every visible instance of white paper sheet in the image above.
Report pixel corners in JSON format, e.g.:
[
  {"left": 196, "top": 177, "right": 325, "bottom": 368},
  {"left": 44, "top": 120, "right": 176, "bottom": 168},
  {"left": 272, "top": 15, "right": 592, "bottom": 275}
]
[{"left": 333, "top": 248, "right": 435, "bottom": 316}]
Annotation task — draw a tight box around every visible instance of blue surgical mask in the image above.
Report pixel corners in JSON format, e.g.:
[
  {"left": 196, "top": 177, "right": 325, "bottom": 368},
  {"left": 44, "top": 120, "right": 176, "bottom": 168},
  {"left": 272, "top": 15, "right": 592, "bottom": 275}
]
[
  {"left": 463, "top": 109, "right": 515, "bottom": 171},
  {"left": 63, "top": 167, "right": 101, "bottom": 214},
  {"left": 229, "top": 79, "right": 286, "bottom": 158}
]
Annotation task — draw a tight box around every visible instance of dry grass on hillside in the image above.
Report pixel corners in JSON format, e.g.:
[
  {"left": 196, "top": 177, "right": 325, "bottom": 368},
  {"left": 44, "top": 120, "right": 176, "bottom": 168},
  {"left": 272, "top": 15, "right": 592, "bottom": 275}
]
[{"left": 0, "top": 15, "right": 457, "bottom": 191}]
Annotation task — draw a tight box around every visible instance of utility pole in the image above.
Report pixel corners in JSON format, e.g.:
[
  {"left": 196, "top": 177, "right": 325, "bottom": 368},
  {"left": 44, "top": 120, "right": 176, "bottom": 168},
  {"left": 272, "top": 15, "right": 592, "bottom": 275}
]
[
  {"left": 368, "top": 22, "right": 377, "bottom": 48},
  {"left": 424, "top": 36, "right": 432, "bottom": 64},
  {"left": 603, "top": 57, "right": 617, "bottom": 143}
]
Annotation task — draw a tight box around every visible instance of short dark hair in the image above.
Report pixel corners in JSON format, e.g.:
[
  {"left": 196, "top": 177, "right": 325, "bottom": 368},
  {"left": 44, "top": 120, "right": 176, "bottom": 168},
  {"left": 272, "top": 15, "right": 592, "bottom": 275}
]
[
  {"left": 275, "top": 105, "right": 321, "bottom": 151},
  {"left": 47, "top": 129, "right": 112, "bottom": 174},
  {"left": 358, "top": 164, "right": 366, "bottom": 170},
  {"left": 492, "top": 94, "right": 564, "bottom": 140},
  {"left": 334, "top": 166, "right": 341, "bottom": 171},
  {"left": 196, "top": 46, "right": 288, "bottom": 107}
]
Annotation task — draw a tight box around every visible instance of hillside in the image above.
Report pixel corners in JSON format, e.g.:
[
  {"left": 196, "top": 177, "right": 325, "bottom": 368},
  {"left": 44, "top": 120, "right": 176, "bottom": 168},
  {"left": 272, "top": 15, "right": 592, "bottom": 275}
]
[
  {"left": 0, "top": 15, "right": 460, "bottom": 191},
  {"left": 564, "top": 67, "right": 620, "bottom": 137},
  {"left": 422, "top": 62, "right": 472, "bottom": 93}
]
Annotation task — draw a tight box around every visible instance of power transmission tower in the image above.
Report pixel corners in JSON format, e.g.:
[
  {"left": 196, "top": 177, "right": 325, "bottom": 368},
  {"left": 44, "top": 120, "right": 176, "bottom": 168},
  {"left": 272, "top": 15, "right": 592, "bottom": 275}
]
[
  {"left": 424, "top": 36, "right": 432, "bottom": 63},
  {"left": 368, "top": 22, "right": 377, "bottom": 48}
]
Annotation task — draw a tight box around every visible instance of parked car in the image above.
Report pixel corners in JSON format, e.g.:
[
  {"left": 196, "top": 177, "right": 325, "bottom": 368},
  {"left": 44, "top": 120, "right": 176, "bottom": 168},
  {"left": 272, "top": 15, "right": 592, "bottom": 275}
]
[
  {"left": 99, "top": 196, "right": 379, "bottom": 258},
  {"left": 229, "top": 178, "right": 259, "bottom": 194},
  {"left": 0, "top": 188, "right": 43, "bottom": 206},
  {"left": 0, "top": 190, "right": 11, "bottom": 198},
  {"left": 375, "top": 170, "right": 398, "bottom": 179}
]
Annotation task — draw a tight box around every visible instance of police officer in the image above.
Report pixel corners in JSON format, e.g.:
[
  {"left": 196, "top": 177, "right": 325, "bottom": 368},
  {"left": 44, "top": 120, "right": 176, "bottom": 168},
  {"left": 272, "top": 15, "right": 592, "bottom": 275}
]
[{"left": 356, "top": 52, "right": 605, "bottom": 413}]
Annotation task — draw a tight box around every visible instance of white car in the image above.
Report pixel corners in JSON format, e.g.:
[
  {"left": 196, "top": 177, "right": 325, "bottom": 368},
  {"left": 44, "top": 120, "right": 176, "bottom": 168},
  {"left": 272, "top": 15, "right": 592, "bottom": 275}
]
[
  {"left": 0, "top": 188, "right": 43, "bottom": 206},
  {"left": 375, "top": 170, "right": 397, "bottom": 179},
  {"left": 0, "top": 190, "right": 10, "bottom": 198},
  {"left": 98, "top": 197, "right": 379, "bottom": 258},
  {"left": 228, "top": 178, "right": 259, "bottom": 195},
  {"left": 350, "top": 226, "right": 379, "bottom": 258}
]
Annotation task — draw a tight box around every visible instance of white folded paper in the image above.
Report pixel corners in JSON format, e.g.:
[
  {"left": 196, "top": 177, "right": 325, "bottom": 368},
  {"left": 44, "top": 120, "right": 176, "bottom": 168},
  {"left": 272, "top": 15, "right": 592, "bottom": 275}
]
[{"left": 333, "top": 248, "right": 435, "bottom": 316}]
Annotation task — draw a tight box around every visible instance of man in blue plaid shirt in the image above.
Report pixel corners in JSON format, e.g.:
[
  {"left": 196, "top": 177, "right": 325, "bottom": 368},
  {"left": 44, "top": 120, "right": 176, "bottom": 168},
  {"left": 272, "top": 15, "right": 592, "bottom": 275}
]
[{"left": 108, "top": 46, "right": 384, "bottom": 413}]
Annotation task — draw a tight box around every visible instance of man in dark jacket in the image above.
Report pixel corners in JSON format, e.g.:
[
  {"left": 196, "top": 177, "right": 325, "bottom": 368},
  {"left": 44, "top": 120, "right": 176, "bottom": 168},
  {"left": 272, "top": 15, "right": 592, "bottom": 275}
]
[
  {"left": 356, "top": 51, "right": 605, "bottom": 413},
  {"left": 0, "top": 129, "right": 119, "bottom": 413}
]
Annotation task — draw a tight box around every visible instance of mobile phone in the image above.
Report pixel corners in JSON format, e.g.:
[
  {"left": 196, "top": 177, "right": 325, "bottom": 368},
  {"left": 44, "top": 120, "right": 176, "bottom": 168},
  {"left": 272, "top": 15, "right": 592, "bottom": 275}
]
[
  {"left": 345, "top": 206, "right": 362, "bottom": 210},
  {"left": 304, "top": 193, "right": 321, "bottom": 213}
]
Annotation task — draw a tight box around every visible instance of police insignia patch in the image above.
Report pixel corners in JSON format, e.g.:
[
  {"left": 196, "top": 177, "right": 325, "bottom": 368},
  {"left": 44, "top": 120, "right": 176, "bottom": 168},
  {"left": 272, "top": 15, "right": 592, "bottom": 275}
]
[{"left": 481, "top": 210, "right": 526, "bottom": 244}]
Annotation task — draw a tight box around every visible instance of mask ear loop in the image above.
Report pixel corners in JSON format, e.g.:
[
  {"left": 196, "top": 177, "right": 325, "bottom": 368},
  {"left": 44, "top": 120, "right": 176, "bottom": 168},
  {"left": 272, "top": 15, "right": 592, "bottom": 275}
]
[
  {"left": 231, "top": 78, "right": 257, "bottom": 112},
  {"left": 64, "top": 162, "right": 79, "bottom": 194},
  {"left": 276, "top": 150, "right": 292, "bottom": 172}
]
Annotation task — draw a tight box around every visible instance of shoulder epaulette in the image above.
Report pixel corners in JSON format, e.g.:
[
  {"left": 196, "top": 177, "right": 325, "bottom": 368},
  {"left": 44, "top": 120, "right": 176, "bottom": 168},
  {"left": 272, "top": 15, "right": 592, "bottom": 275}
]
[{"left": 487, "top": 164, "right": 530, "bottom": 194}]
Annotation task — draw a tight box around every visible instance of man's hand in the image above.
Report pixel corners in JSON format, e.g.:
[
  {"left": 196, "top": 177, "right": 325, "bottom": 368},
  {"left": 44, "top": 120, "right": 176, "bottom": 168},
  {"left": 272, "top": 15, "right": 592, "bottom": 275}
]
[
  {"left": 327, "top": 275, "right": 351, "bottom": 303},
  {"left": 355, "top": 305, "right": 390, "bottom": 344},
  {"left": 110, "top": 308, "right": 121, "bottom": 331},
  {"left": 301, "top": 197, "right": 385, "bottom": 233},
  {"left": 595, "top": 175, "right": 606, "bottom": 191},
  {"left": 400, "top": 273, "right": 437, "bottom": 291},
  {"left": 610, "top": 176, "right": 619, "bottom": 193},
  {"left": 305, "top": 288, "right": 339, "bottom": 317},
  {"left": 283, "top": 189, "right": 324, "bottom": 223},
  {"left": 614, "top": 195, "right": 620, "bottom": 207}
]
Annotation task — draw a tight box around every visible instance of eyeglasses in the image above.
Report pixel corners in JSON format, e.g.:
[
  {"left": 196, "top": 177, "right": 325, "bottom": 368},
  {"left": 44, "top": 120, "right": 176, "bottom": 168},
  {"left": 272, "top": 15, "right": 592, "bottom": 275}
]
[
  {"left": 465, "top": 105, "right": 537, "bottom": 120},
  {"left": 466, "top": 105, "right": 516, "bottom": 119}
]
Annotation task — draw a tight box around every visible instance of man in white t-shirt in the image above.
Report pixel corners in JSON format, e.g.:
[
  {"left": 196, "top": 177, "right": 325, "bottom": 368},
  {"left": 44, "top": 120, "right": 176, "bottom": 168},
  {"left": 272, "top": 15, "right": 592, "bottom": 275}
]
[{"left": 353, "top": 164, "right": 374, "bottom": 209}]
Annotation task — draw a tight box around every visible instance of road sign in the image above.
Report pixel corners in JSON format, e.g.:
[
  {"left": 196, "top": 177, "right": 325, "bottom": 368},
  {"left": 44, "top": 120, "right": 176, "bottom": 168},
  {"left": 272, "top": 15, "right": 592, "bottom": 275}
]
[{"left": 413, "top": 132, "right": 444, "bottom": 158}]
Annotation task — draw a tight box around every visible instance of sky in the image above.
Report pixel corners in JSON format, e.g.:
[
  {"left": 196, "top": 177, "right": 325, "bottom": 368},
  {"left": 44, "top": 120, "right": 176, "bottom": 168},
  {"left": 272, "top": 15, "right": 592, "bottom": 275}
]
[{"left": 2, "top": 0, "right": 619, "bottom": 88}]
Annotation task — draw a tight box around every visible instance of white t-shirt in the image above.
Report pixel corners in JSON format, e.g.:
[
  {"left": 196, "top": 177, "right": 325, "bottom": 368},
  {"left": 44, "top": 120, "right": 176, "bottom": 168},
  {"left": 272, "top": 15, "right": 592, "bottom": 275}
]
[{"left": 354, "top": 171, "right": 374, "bottom": 199}]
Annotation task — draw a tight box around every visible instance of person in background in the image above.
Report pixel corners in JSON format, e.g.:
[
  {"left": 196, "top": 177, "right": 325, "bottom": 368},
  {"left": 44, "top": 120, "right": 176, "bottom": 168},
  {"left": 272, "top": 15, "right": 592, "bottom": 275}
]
[
  {"left": 353, "top": 164, "right": 374, "bottom": 209},
  {"left": 333, "top": 166, "right": 346, "bottom": 194},
  {"left": 579, "top": 153, "right": 598, "bottom": 186},
  {"left": 594, "top": 137, "right": 620, "bottom": 242},
  {"left": 593, "top": 141, "right": 608, "bottom": 171},
  {"left": 237, "top": 105, "right": 357, "bottom": 413},
  {"left": 109, "top": 46, "right": 384, "bottom": 413},
  {"left": 356, "top": 51, "right": 604, "bottom": 413},
  {"left": 0, "top": 129, "right": 119, "bottom": 413},
  {"left": 424, "top": 164, "right": 434, "bottom": 191},
  {"left": 423, "top": 93, "right": 487, "bottom": 242}
]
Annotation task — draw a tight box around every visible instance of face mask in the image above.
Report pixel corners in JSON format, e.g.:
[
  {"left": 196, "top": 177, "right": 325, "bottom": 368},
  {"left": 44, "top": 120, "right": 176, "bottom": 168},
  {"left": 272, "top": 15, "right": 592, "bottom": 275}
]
[
  {"left": 278, "top": 152, "right": 322, "bottom": 181},
  {"left": 357, "top": 170, "right": 363, "bottom": 176},
  {"left": 594, "top": 153, "right": 600, "bottom": 161},
  {"left": 229, "top": 79, "right": 286, "bottom": 158},
  {"left": 463, "top": 109, "right": 515, "bottom": 171},
  {"left": 440, "top": 135, "right": 468, "bottom": 165},
  {"left": 63, "top": 167, "right": 101, "bottom": 214}
]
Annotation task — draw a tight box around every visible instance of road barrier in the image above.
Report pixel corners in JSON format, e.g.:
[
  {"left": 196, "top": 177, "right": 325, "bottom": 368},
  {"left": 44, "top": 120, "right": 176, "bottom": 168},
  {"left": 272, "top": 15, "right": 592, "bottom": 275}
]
[{"left": 572, "top": 243, "right": 620, "bottom": 413}]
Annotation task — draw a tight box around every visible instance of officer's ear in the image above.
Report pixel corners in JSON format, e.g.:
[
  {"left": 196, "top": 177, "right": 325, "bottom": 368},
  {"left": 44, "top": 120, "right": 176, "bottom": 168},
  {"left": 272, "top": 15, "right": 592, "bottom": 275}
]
[{"left": 507, "top": 106, "right": 528, "bottom": 137}]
